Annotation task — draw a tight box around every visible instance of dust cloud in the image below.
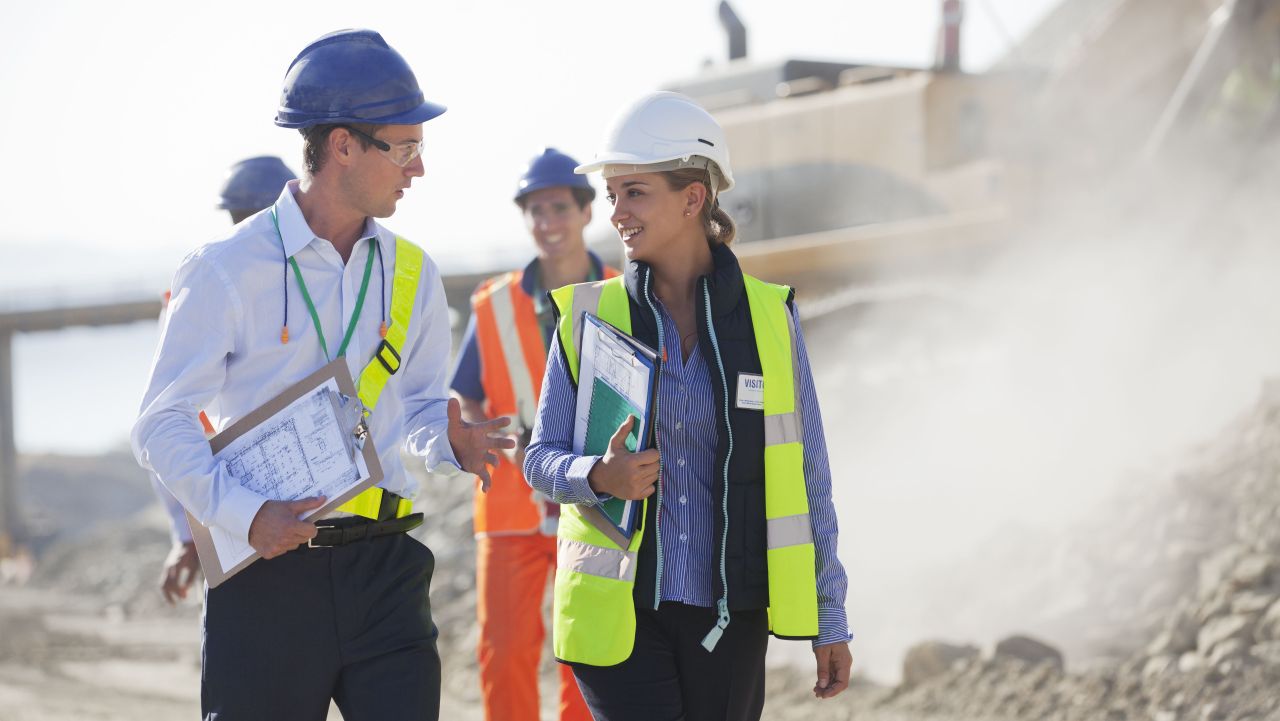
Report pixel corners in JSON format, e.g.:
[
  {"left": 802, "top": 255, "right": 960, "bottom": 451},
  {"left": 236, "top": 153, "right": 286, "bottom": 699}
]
[{"left": 796, "top": 52, "right": 1280, "bottom": 682}]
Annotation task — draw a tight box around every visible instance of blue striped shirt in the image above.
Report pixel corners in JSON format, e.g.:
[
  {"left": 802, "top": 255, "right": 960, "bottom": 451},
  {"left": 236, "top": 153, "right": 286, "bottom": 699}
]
[{"left": 524, "top": 299, "right": 851, "bottom": 648}]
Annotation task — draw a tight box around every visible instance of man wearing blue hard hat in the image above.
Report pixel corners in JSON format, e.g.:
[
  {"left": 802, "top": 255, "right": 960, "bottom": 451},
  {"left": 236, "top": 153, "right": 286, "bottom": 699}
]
[
  {"left": 132, "top": 29, "right": 511, "bottom": 720},
  {"left": 450, "top": 148, "right": 611, "bottom": 721},
  {"left": 218, "top": 156, "right": 298, "bottom": 224},
  {"left": 151, "top": 155, "right": 298, "bottom": 606}
]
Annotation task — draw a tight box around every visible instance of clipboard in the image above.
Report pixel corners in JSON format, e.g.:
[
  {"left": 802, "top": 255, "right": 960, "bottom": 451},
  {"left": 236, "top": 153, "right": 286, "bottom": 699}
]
[
  {"left": 188, "top": 357, "right": 384, "bottom": 588},
  {"left": 573, "top": 313, "right": 658, "bottom": 546}
]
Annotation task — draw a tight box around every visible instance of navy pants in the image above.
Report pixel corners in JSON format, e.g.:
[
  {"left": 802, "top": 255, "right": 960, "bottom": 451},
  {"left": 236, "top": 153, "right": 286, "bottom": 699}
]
[
  {"left": 201, "top": 532, "right": 440, "bottom": 721},
  {"left": 570, "top": 602, "right": 768, "bottom": 721}
]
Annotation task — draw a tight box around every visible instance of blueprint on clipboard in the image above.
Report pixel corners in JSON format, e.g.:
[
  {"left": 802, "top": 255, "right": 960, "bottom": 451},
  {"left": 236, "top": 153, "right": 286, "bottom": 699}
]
[
  {"left": 187, "top": 358, "right": 384, "bottom": 588},
  {"left": 206, "top": 381, "right": 369, "bottom": 573},
  {"left": 572, "top": 313, "right": 657, "bottom": 543}
]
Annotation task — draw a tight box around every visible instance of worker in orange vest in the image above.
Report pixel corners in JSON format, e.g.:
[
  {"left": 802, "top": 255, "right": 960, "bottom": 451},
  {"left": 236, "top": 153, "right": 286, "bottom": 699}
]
[
  {"left": 152, "top": 156, "right": 296, "bottom": 604},
  {"left": 450, "top": 148, "right": 616, "bottom": 721}
]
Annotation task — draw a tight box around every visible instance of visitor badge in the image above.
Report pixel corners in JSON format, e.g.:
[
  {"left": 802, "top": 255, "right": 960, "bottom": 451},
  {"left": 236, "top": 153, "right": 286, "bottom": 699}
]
[{"left": 736, "top": 373, "right": 764, "bottom": 411}]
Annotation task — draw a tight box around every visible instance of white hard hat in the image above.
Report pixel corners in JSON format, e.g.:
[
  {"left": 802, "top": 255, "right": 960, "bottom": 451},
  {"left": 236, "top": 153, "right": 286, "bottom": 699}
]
[{"left": 575, "top": 91, "right": 735, "bottom": 194}]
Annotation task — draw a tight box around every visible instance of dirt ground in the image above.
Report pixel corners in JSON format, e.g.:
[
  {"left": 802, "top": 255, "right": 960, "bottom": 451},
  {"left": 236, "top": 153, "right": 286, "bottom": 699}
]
[
  {"left": 0, "top": 586, "right": 491, "bottom": 721},
  {"left": 0, "top": 454, "right": 867, "bottom": 721}
]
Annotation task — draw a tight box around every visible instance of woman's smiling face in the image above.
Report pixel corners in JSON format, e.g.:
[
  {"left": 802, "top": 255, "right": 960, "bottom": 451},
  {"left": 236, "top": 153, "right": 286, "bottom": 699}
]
[{"left": 604, "top": 171, "right": 693, "bottom": 263}]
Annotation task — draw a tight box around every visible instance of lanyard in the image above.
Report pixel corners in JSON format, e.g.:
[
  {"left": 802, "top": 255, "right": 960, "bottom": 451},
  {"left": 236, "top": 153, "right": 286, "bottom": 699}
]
[{"left": 273, "top": 208, "right": 379, "bottom": 362}]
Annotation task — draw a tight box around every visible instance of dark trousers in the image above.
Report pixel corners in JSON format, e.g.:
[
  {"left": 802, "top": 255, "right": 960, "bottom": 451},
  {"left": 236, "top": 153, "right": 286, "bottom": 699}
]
[
  {"left": 570, "top": 602, "right": 768, "bottom": 721},
  {"left": 201, "top": 532, "right": 440, "bottom": 721}
]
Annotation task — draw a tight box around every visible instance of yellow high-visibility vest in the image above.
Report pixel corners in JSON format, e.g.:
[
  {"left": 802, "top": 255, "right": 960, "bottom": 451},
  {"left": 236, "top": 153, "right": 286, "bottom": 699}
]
[{"left": 548, "top": 274, "right": 818, "bottom": 666}]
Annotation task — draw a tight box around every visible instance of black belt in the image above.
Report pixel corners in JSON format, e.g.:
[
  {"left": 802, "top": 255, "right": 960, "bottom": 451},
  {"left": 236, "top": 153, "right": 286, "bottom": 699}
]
[{"left": 309, "top": 512, "right": 424, "bottom": 548}]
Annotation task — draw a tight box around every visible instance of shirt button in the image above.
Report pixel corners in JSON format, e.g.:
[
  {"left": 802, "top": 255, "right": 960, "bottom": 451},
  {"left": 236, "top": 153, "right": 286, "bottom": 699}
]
[
  {"left": 675, "top": 421, "right": 683, "bottom": 430},
  {"left": 679, "top": 495, "right": 687, "bottom": 505},
  {"left": 679, "top": 385, "right": 686, "bottom": 393},
  {"left": 679, "top": 533, "right": 688, "bottom": 542},
  {"left": 677, "top": 458, "right": 686, "bottom": 467}
]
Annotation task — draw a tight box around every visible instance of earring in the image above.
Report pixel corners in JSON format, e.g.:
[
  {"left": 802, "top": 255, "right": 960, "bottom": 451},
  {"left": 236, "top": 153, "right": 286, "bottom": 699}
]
[{"left": 684, "top": 210, "right": 691, "bottom": 217}]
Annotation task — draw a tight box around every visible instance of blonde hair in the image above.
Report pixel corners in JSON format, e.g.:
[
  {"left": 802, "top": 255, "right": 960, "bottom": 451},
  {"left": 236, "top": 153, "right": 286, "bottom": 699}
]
[{"left": 662, "top": 167, "right": 736, "bottom": 246}]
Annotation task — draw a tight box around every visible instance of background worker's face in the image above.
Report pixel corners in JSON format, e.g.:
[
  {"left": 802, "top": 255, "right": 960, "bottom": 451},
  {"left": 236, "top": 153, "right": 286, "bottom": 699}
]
[
  {"left": 520, "top": 186, "right": 591, "bottom": 261},
  {"left": 337, "top": 124, "right": 425, "bottom": 219}
]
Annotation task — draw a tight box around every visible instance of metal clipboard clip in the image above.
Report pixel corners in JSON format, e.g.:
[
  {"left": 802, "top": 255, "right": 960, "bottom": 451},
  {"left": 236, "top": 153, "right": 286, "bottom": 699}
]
[{"left": 330, "top": 390, "right": 370, "bottom": 460}]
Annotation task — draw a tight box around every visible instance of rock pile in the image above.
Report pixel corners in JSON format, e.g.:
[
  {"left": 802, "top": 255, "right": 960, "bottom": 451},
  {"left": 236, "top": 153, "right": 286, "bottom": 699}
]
[{"left": 876, "top": 380, "right": 1280, "bottom": 720}]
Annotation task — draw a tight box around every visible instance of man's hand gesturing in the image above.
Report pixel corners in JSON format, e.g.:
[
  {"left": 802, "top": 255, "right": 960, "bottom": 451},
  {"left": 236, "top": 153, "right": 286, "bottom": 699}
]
[{"left": 447, "top": 397, "right": 516, "bottom": 491}]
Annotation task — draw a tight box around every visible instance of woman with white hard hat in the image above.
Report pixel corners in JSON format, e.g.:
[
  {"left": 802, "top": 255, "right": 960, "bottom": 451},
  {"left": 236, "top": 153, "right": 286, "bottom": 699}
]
[{"left": 524, "top": 91, "right": 853, "bottom": 721}]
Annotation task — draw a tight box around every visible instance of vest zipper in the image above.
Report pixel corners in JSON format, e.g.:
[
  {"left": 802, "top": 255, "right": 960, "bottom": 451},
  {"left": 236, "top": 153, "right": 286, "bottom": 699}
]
[
  {"left": 641, "top": 269, "right": 666, "bottom": 611},
  {"left": 700, "top": 277, "right": 733, "bottom": 652}
]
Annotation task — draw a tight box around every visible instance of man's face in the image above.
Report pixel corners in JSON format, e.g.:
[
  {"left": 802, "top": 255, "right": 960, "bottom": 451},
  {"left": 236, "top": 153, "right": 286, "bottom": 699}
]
[
  {"left": 338, "top": 124, "right": 425, "bottom": 219},
  {"left": 520, "top": 186, "right": 592, "bottom": 261}
]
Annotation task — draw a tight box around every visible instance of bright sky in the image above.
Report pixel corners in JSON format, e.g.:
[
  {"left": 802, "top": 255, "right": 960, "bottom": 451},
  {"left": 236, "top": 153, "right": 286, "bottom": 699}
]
[{"left": 1, "top": 0, "right": 1060, "bottom": 285}]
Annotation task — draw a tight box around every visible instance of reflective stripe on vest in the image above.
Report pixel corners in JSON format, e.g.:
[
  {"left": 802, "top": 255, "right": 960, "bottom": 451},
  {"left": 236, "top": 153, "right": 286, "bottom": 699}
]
[
  {"left": 549, "top": 274, "right": 818, "bottom": 666},
  {"left": 471, "top": 271, "right": 547, "bottom": 535},
  {"left": 558, "top": 537, "right": 639, "bottom": 582},
  {"left": 479, "top": 272, "right": 544, "bottom": 428},
  {"left": 335, "top": 236, "right": 423, "bottom": 520}
]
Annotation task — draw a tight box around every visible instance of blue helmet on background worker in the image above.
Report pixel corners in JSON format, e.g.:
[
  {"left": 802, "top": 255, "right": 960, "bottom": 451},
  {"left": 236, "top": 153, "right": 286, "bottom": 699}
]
[
  {"left": 217, "top": 156, "right": 297, "bottom": 216},
  {"left": 514, "top": 148, "right": 595, "bottom": 206},
  {"left": 275, "top": 29, "right": 446, "bottom": 129}
]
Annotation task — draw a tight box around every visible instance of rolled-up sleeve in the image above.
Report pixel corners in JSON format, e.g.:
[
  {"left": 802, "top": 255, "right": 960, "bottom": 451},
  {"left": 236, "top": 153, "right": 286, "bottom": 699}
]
[
  {"left": 793, "top": 304, "right": 852, "bottom": 648},
  {"left": 523, "top": 333, "right": 606, "bottom": 506},
  {"left": 131, "top": 255, "right": 267, "bottom": 544}
]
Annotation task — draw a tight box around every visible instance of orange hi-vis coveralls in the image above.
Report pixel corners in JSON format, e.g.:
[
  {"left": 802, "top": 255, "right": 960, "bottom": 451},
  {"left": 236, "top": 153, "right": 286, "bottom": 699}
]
[{"left": 464, "top": 259, "right": 616, "bottom": 721}]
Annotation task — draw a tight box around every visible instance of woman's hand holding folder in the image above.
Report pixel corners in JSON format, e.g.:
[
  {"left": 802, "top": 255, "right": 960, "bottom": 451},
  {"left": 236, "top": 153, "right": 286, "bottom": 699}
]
[{"left": 586, "top": 416, "right": 660, "bottom": 500}]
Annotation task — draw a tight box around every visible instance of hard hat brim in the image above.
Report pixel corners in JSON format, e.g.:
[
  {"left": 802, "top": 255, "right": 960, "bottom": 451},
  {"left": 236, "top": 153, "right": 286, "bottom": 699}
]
[
  {"left": 379, "top": 99, "right": 448, "bottom": 126},
  {"left": 275, "top": 100, "right": 447, "bottom": 129},
  {"left": 576, "top": 152, "right": 735, "bottom": 193},
  {"left": 514, "top": 180, "right": 596, "bottom": 204},
  {"left": 574, "top": 151, "right": 689, "bottom": 176}
]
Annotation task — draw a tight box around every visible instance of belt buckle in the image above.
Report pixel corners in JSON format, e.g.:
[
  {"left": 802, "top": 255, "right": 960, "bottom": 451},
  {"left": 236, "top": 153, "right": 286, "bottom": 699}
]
[{"left": 308, "top": 522, "right": 337, "bottom": 548}]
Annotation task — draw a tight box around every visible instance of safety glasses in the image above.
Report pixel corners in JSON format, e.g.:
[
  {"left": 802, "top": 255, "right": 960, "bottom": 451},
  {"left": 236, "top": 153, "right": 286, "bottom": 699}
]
[{"left": 339, "top": 125, "right": 424, "bottom": 168}]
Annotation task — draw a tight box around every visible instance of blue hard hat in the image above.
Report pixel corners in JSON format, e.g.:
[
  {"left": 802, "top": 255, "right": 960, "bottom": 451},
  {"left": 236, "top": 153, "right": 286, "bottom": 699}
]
[
  {"left": 275, "top": 29, "right": 447, "bottom": 129},
  {"left": 217, "top": 156, "right": 297, "bottom": 211},
  {"left": 515, "top": 148, "right": 596, "bottom": 204}
]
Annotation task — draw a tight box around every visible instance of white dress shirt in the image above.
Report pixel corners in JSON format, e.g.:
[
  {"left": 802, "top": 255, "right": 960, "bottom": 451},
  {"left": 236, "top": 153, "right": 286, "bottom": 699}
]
[
  {"left": 150, "top": 472, "right": 193, "bottom": 543},
  {"left": 132, "top": 180, "right": 458, "bottom": 544}
]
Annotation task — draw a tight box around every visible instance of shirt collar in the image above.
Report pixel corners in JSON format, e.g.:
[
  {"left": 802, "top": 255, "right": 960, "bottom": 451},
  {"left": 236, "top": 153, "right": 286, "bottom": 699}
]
[
  {"left": 272, "top": 179, "right": 380, "bottom": 259},
  {"left": 519, "top": 251, "right": 606, "bottom": 297}
]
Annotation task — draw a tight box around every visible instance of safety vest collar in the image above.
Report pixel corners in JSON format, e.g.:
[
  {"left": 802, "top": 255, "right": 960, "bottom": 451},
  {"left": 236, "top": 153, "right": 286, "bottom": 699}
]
[{"left": 621, "top": 242, "right": 749, "bottom": 320}]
